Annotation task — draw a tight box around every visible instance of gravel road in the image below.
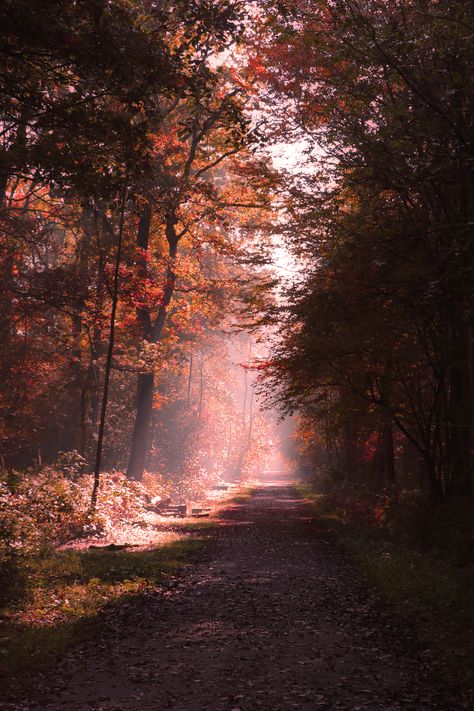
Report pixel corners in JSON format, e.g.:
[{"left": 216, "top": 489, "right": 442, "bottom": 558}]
[{"left": 16, "top": 485, "right": 467, "bottom": 710}]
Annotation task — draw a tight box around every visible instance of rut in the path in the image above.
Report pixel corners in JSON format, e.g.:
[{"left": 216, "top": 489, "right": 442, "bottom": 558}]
[{"left": 15, "top": 486, "right": 467, "bottom": 710}]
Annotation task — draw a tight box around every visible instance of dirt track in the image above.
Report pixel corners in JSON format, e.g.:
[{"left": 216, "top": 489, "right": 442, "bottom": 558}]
[{"left": 15, "top": 485, "right": 467, "bottom": 709}]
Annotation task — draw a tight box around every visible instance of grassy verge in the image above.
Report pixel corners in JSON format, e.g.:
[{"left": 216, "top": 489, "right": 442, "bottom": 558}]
[
  {"left": 223, "top": 485, "right": 254, "bottom": 505},
  {"left": 297, "top": 484, "right": 474, "bottom": 696},
  {"left": 0, "top": 537, "right": 205, "bottom": 685},
  {"left": 229, "top": 493, "right": 251, "bottom": 504}
]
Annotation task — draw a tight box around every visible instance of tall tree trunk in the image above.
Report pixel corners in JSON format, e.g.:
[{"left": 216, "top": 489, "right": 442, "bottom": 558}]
[
  {"left": 0, "top": 169, "right": 9, "bottom": 208},
  {"left": 448, "top": 314, "right": 472, "bottom": 498},
  {"left": 0, "top": 109, "right": 28, "bottom": 208},
  {"left": 82, "top": 313, "right": 102, "bottom": 460},
  {"left": 198, "top": 346, "right": 204, "bottom": 421},
  {"left": 69, "top": 204, "right": 94, "bottom": 454},
  {"left": 79, "top": 386, "right": 88, "bottom": 456},
  {"left": 187, "top": 340, "right": 194, "bottom": 408},
  {"left": 342, "top": 417, "right": 355, "bottom": 480},
  {"left": 235, "top": 363, "right": 248, "bottom": 478},
  {"left": 426, "top": 454, "right": 443, "bottom": 502},
  {"left": 86, "top": 246, "right": 105, "bottom": 457},
  {"left": 126, "top": 204, "right": 153, "bottom": 480},
  {"left": 225, "top": 421, "right": 233, "bottom": 477},
  {"left": 127, "top": 372, "right": 154, "bottom": 481},
  {"left": 127, "top": 212, "right": 179, "bottom": 481},
  {"left": 380, "top": 415, "right": 396, "bottom": 486},
  {"left": 91, "top": 175, "right": 128, "bottom": 509},
  {"left": 247, "top": 387, "right": 255, "bottom": 450}
]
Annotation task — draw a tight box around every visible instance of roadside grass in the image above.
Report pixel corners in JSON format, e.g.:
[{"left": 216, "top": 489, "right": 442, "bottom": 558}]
[
  {"left": 178, "top": 519, "right": 217, "bottom": 531},
  {"left": 0, "top": 538, "right": 205, "bottom": 684},
  {"left": 229, "top": 494, "right": 251, "bottom": 503},
  {"left": 297, "top": 483, "right": 474, "bottom": 695},
  {"left": 228, "top": 486, "right": 255, "bottom": 504}
]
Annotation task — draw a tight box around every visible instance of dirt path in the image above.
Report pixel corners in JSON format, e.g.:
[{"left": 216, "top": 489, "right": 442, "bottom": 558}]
[{"left": 16, "top": 485, "right": 467, "bottom": 709}]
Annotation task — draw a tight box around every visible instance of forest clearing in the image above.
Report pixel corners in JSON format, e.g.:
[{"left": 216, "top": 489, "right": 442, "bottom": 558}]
[{"left": 1, "top": 0, "right": 474, "bottom": 708}]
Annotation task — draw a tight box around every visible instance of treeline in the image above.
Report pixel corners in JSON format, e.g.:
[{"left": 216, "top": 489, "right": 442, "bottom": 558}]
[
  {"left": 0, "top": 0, "right": 271, "bottom": 487},
  {"left": 258, "top": 0, "right": 474, "bottom": 503}
]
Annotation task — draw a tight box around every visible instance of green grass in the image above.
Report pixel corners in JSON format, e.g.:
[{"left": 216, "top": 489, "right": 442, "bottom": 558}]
[
  {"left": 343, "top": 537, "right": 461, "bottom": 611},
  {"left": 297, "top": 484, "right": 474, "bottom": 695},
  {"left": 343, "top": 535, "right": 474, "bottom": 694},
  {"left": 178, "top": 519, "right": 217, "bottom": 531},
  {"left": 229, "top": 494, "right": 250, "bottom": 503},
  {"left": 228, "top": 486, "right": 254, "bottom": 504},
  {"left": 0, "top": 538, "right": 205, "bottom": 685}
]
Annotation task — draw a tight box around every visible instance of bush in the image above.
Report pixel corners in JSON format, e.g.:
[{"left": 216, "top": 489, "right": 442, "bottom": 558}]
[
  {"left": 0, "top": 464, "right": 165, "bottom": 558},
  {"left": 53, "top": 450, "right": 88, "bottom": 481},
  {"left": 0, "top": 468, "right": 94, "bottom": 557}
]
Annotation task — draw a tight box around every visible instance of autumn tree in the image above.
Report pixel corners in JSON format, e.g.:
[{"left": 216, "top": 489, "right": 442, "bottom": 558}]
[
  {"left": 0, "top": 0, "right": 264, "bottom": 480},
  {"left": 124, "top": 21, "right": 268, "bottom": 480}
]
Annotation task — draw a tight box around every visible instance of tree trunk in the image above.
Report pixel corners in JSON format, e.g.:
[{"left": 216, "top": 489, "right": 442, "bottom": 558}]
[
  {"left": 247, "top": 387, "right": 255, "bottom": 450},
  {"left": 426, "top": 455, "right": 444, "bottom": 502},
  {"left": 69, "top": 204, "right": 94, "bottom": 454},
  {"left": 342, "top": 418, "right": 355, "bottom": 479},
  {"left": 198, "top": 346, "right": 204, "bottom": 421},
  {"left": 86, "top": 254, "right": 105, "bottom": 457},
  {"left": 225, "top": 422, "right": 233, "bottom": 477},
  {"left": 126, "top": 211, "right": 179, "bottom": 481},
  {"left": 447, "top": 314, "right": 472, "bottom": 498},
  {"left": 126, "top": 205, "right": 153, "bottom": 480},
  {"left": 0, "top": 110, "right": 28, "bottom": 208},
  {"left": 0, "top": 169, "right": 9, "bottom": 208},
  {"left": 187, "top": 341, "right": 194, "bottom": 408},
  {"left": 126, "top": 372, "right": 154, "bottom": 480},
  {"left": 381, "top": 415, "right": 396, "bottom": 486},
  {"left": 91, "top": 177, "right": 128, "bottom": 509},
  {"left": 235, "top": 361, "right": 249, "bottom": 478}
]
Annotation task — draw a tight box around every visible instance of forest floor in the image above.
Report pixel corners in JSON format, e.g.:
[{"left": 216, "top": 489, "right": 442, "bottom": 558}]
[{"left": 1, "top": 484, "right": 471, "bottom": 710}]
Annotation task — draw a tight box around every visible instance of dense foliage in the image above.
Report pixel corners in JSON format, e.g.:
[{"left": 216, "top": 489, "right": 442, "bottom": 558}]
[
  {"left": 2, "top": 0, "right": 473, "bottom": 553},
  {"left": 0, "top": 0, "right": 273, "bottom": 517},
  {"left": 256, "top": 0, "right": 474, "bottom": 506}
]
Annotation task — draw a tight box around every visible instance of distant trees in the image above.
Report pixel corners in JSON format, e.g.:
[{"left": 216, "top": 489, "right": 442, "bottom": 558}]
[{"left": 257, "top": 0, "right": 474, "bottom": 500}]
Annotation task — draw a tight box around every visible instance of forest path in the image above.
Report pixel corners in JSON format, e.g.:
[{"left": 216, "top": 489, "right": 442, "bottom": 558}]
[{"left": 25, "top": 485, "right": 462, "bottom": 710}]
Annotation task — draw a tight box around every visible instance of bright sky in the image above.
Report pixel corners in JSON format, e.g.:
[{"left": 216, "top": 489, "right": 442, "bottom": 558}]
[{"left": 266, "top": 140, "right": 311, "bottom": 171}]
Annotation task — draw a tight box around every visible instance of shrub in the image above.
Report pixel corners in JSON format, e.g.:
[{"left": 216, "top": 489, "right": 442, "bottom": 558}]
[
  {"left": 0, "top": 468, "right": 94, "bottom": 557},
  {"left": 53, "top": 450, "right": 88, "bottom": 481},
  {"left": 0, "top": 464, "right": 165, "bottom": 558}
]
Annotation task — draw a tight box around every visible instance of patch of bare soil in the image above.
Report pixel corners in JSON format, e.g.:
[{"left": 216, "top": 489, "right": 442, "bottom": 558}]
[{"left": 2, "top": 485, "right": 469, "bottom": 710}]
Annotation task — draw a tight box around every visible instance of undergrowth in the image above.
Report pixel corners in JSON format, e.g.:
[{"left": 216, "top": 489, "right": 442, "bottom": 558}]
[
  {"left": 0, "top": 458, "right": 239, "bottom": 693},
  {"left": 5, "top": 463, "right": 183, "bottom": 552}
]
